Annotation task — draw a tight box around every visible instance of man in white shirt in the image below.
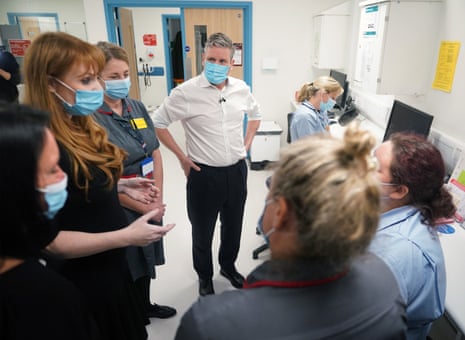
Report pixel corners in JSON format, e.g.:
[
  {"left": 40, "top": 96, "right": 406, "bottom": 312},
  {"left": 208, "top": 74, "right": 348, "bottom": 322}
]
[{"left": 153, "top": 32, "right": 262, "bottom": 296}]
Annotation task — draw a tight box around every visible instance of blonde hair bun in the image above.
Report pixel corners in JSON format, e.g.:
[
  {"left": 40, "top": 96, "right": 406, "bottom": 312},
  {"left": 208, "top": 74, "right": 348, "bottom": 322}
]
[{"left": 339, "top": 121, "right": 377, "bottom": 173}]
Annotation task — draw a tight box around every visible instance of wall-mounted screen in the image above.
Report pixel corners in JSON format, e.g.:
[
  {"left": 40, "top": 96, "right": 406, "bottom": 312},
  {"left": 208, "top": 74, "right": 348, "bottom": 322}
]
[{"left": 383, "top": 100, "right": 434, "bottom": 141}]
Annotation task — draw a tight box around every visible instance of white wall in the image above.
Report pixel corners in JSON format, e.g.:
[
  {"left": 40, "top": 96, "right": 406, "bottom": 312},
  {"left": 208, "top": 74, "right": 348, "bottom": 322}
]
[
  {"left": 344, "top": 0, "right": 465, "bottom": 173},
  {"left": 128, "top": 0, "right": 347, "bottom": 134},
  {"left": 423, "top": 0, "right": 465, "bottom": 146},
  {"left": 0, "top": 0, "right": 86, "bottom": 37},
  {"left": 130, "top": 8, "right": 180, "bottom": 109},
  {"left": 0, "top": 0, "right": 346, "bottom": 138},
  {"left": 81, "top": 0, "right": 107, "bottom": 43},
  {"left": 3, "top": 0, "right": 465, "bottom": 164},
  {"left": 251, "top": 0, "right": 350, "bottom": 133}
]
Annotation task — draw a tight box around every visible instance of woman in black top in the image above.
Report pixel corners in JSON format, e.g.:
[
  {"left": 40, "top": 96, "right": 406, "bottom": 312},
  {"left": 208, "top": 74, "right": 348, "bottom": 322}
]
[
  {"left": 0, "top": 50, "right": 20, "bottom": 103},
  {"left": 0, "top": 104, "right": 97, "bottom": 340}
]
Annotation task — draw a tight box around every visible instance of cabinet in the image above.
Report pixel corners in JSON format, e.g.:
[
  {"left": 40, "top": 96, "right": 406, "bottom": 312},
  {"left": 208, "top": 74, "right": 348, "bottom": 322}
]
[
  {"left": 249, "top": 121, "right": 282, "bottom": 170},
  {"left": 312, "top": 14, "right": 350, "bottom": 70},
  {"left": 353, "top": 0, "right": 442, "bottom": 95}
]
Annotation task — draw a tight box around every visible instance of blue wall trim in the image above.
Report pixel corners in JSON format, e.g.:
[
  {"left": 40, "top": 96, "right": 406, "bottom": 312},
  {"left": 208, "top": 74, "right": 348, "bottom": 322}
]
[{"left": 137, "top": 66, "right": 164, "bottom": 76}]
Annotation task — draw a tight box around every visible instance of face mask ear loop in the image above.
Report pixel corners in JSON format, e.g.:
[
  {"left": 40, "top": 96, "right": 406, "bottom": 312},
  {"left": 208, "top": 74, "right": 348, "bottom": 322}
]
[
  {"left": 49, "top": 76, "right": 76, "bottom": 106},
  {"left": 52, "top": 91, "right": 73, "bottom": 107},
  {"left": 265, "top": 227, "right": 276, "bottom": 238},
  {"left": 49, "top": 76, "right": 76, "bottom": 93}
]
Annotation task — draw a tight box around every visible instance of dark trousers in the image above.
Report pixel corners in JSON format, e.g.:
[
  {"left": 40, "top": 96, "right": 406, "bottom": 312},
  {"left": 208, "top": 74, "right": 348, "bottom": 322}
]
[{"left": 187, "top": 159, "right": 248, "bottom": 280}]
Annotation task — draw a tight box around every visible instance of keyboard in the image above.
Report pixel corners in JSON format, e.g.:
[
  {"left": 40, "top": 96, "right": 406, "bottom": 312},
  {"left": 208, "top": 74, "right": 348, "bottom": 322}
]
[
  {"left": 328, "top": 108, "right": 342, "bottom": 119},
  {"left": 338, "top": 106, "right": 358, "bottom": 126}
]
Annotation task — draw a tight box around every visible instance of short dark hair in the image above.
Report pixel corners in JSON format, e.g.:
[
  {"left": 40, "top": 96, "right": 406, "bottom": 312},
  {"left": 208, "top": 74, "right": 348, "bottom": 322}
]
[
  {"left": 0, "top": 103, "right": 55, "bottom": 260},
  {"left": 204, "top": 32, "right": 234, "bottom": 59}
]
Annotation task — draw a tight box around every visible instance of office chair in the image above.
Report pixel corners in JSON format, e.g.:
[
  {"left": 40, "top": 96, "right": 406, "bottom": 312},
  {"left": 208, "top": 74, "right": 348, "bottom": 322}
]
[
  {"left": 253, "top": 243, "right": 269, "bottom": 259},
  {"left": 252, "top": 212, "right": 269, "bottom": 260},
  {"left": 252, "top": 176, "right": 271, "bottom": 259},
  {"left": 287, "top": 112, "right": 294, "bottom": 143},
  {"left": 252, "top": 219, "right": 269, "bottom": 259}
]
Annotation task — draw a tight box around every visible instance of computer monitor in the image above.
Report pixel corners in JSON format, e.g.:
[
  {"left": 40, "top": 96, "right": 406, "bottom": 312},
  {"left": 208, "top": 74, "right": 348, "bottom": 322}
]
[
  {"left": 329, "top": 69, "right": 348, "bottom": 110},
  {"left": 383, "top": 100, "right": 434, "bottom": 141}
]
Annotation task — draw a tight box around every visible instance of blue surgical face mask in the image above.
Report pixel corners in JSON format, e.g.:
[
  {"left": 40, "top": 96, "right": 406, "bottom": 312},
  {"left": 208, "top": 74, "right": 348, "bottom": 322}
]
[
  {"left": 105, "top": 78, "right": 131, "bottom": 99},
  {"left": 320, "top": 98, "right": 336, "bottom": 112},
  {"left": 53, "top": 78, "right": 104, "bottom": 116},
  {"left": 37, "top": 174, "right": 68, "bottom": 219},
  {"left": 204, "top": 61, "right": 230, "bottom": 85},
  {"left": 257, "top": 199, "right": 276, "bottom": 245}
]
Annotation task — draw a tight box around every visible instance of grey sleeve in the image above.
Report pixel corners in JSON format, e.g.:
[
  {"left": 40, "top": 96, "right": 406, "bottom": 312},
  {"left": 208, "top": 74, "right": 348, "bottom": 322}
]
[{"left": 174, "top": 306, "right": 206, "bottom": 340}]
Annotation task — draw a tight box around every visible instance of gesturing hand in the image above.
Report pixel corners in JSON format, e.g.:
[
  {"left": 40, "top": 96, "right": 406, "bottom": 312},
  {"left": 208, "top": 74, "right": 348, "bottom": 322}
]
[{"left": 125, "top": 209, "right": 175, "bottom": 246}]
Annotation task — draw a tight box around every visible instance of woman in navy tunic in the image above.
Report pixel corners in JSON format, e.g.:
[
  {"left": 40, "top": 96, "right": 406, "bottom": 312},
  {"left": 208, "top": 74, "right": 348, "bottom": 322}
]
[{"left": 93, "top": 41, "right": 176, "bottom": 319}]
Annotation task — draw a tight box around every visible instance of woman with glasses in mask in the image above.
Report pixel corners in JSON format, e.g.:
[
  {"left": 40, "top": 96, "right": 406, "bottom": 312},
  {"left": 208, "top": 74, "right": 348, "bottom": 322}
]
[
  {"left": 175, "top": 123, "right": 407, "bottom": 340},
  {"left": 93, "top": 41, "right": 176, "bottom": 320},
  {"left": 22, "top": 32, "right": 175, "bottom": 340},
  {"left": 370, "top": 132, "right": 456, "bottom": 339},
  {"left": 290, "top": 76, "right": 343, "bottom": 142},
  {"left": 0, "top": 103, "right": 98, "bottom": 340}
]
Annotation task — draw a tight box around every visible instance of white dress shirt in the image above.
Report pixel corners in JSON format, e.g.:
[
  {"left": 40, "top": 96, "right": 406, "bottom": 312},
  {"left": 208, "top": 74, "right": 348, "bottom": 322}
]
[{"left": 153, "top": 73, "right": 262, "bottom": 167}]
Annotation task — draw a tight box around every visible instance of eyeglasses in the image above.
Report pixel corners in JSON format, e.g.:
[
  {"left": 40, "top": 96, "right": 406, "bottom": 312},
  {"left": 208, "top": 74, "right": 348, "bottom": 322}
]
[{"left": 380, "top": 182, "right": 399, "bottom": 186}]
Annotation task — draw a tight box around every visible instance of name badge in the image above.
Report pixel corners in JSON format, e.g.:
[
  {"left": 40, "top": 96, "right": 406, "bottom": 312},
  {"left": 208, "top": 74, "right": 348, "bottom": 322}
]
[
  {"left": 131, "top": 117, "right": 148, "bottom": 129},
  {"left": 141, "top": 157, "right": 154, "bottom": 177}
]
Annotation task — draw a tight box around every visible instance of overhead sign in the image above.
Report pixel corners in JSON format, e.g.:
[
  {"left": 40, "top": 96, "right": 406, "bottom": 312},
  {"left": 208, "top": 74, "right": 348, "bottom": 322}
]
[
  {"left": 9, "top": 39, "right": 31, "bottom": 57},
  {"left": 143, "top": 34, "right": 157, "bottom": 46}
]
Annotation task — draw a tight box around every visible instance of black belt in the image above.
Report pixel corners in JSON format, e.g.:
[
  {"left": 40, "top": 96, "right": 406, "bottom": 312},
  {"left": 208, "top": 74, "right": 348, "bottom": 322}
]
[{"left": 194, "top": 159, "right": 245, "bottom": 170}]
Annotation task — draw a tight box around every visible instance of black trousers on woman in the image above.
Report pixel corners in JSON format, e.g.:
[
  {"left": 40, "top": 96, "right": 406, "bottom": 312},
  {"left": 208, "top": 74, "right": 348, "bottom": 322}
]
[{"left": 186, "top": 159, "right": 248, "bottom": 280}]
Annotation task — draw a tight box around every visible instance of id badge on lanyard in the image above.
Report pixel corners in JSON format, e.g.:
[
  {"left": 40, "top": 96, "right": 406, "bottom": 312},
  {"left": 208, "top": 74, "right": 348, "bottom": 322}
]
[{"left": 141, "top": 157, "right": 154, "bottom": 177}]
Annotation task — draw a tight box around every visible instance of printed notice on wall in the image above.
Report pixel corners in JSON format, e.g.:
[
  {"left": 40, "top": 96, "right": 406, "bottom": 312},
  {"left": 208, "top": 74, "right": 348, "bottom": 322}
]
[
  {"left": 361, "top": 5, "right": 379, "bottom": 37},
  {"left": 8, "top": 39, "right": 31, "bottom": 57},
  {"left": 233, "top": 43, "right": 242, "bottom": 66},
  {"left": 447, "top": 151, "right": 465, "bottom": 224},
  {"left": 432, "top": 41, "right": 461, "bottom": 93}
]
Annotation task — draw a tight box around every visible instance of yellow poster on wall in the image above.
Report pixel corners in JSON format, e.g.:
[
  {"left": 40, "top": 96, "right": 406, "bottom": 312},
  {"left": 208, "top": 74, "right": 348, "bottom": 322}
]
[{"left": 432, "top": 41, "right": 461, "bottom": 93}]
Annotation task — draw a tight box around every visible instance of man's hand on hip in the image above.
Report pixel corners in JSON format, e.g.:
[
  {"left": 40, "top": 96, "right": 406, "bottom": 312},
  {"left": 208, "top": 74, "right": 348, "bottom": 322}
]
[{"left": 180, "top": 156, "right": 201, "bottom": 177}]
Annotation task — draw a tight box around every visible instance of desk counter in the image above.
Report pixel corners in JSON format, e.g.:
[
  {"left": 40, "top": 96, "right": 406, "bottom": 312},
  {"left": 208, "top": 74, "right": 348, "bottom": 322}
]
[
  {"left": 440, "top": 224, "right": 465, "bottom": 333},
  {"left": 329, "top": 114, "right": 384, "bottom": 143}
]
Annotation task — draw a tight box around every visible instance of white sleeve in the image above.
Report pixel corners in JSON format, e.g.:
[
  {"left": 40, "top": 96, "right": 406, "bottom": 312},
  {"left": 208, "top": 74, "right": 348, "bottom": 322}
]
[
  {"left": 246, "top": 91, "right": 262, "bottom": 121},
  {"left": 152, "top": 87, "right": 187, "bottom": 128}
]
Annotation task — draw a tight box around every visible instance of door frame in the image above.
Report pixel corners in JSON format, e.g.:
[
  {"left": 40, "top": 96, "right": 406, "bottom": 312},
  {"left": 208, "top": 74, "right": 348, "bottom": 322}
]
[
  {"left": 7, "top": 12, "right": 60, "bottom": 38},
  {"left": 103, "top": 0, "right": 253, "bottom": 88},
  {"left": 162, "top": 14, "right": 181, "bottom": 94},
  {"left": 116, "top": 8, "right": 141, "bottom": 100}
]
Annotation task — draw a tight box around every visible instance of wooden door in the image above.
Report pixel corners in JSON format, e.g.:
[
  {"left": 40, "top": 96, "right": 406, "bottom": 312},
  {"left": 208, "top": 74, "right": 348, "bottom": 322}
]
[
  {"left": 118, "top": 8, "right": 141, "bottom": 100},
  {"left": 184, "top": 8, "right": 243, "bottom": 80},
  {"left": 18, "top": 17, "right": 41, "bottom": 40}
]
